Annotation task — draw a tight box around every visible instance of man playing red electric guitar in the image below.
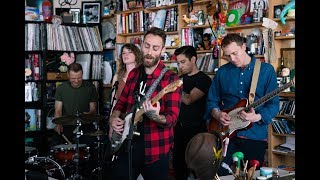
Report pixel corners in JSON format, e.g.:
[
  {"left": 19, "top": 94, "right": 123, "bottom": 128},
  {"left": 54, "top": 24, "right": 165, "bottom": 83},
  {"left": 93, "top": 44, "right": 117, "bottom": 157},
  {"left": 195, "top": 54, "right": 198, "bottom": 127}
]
[{"left": 205, "top": 33, "right": 280, "bottom": 176}]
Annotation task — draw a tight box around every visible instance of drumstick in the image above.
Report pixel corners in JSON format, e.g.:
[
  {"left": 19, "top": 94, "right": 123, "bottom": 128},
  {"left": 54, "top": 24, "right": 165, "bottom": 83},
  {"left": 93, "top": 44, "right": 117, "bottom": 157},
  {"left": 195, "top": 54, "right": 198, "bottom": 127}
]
[{"left": 61, "top": 134, "right": 72, "bottom": 144}]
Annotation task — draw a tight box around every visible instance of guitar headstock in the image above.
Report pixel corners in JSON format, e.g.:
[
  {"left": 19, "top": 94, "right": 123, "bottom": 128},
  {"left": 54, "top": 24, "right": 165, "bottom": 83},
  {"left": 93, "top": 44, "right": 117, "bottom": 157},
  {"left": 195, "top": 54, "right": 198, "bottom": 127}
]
[{"left": 163, "top": 79, "right": 183, "bottom": 93}]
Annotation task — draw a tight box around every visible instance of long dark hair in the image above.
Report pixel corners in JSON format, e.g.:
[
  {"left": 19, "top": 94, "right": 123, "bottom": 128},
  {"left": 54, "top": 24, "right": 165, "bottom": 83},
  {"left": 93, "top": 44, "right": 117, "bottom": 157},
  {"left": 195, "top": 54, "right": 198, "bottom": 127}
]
[{"left": 117, "top": 44, "right": 143, "bottom": 80}]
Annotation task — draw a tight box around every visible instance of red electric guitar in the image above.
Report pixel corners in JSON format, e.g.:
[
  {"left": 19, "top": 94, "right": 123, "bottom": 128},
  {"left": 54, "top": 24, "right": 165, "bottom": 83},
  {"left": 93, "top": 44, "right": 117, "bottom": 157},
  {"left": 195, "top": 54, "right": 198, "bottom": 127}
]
[{"left": 208, "top": 77, "right": 295, "bottom": 140}]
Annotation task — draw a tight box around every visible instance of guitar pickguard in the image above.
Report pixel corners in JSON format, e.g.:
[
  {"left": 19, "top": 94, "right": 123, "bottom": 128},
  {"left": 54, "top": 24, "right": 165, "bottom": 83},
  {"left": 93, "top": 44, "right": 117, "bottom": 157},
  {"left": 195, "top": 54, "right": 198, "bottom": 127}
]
[{"left": 227, "top": 107, "right": 251, "bottom": 136}]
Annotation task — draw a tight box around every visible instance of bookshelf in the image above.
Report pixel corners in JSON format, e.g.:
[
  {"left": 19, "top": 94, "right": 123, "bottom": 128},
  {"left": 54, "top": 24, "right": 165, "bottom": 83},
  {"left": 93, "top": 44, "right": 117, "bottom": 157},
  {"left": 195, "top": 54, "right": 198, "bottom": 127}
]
[
  {"left": 25, "top": 21, "right": 104, "bottom": 155},
  {"left": 268, "top": 92, "right": 295, "bottom": 168},
  {"left": 114, "top": 0, "right": 220, "bottom": 76}
]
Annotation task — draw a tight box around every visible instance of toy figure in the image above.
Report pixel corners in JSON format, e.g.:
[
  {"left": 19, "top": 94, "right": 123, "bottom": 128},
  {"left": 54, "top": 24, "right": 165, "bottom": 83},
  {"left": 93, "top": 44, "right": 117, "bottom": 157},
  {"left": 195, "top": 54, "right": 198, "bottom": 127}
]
[
  {"left": 280, "top": 0, "right": 295, "bottom": 24},
  {"left": 203, "top": 33, "right": 212, "bottom": 50}
]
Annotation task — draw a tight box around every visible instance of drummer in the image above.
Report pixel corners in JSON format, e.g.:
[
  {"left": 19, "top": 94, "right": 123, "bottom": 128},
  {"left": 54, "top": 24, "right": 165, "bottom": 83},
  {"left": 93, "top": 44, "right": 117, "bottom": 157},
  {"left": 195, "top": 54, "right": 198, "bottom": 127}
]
[{"left": 50, "top": 62, "right": 99, "bottom": 147}]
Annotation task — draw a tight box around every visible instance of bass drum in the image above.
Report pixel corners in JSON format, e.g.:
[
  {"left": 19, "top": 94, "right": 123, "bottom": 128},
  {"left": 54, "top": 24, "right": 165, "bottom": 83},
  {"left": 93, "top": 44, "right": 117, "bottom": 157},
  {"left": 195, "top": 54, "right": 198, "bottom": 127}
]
[{"left": 25, "top": 157, "right": 66, "bottom": 180}]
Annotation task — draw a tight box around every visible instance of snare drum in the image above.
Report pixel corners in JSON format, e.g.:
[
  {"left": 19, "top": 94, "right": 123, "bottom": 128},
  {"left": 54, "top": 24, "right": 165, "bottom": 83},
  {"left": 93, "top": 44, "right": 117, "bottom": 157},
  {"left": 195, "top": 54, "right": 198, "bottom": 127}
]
[
  {"left": 51, "top": 144, "right": 89, "bottom": 164},
  {"left": 25, "top": 146, "right": 38, "bottom": 160}
]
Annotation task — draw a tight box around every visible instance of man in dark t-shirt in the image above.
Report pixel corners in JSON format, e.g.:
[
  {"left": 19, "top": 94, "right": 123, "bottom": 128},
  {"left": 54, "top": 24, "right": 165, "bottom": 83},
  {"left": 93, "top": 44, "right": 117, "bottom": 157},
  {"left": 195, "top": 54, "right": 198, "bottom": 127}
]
[{"left": 173, "top": 45, "right": 212, "bottom": 180}]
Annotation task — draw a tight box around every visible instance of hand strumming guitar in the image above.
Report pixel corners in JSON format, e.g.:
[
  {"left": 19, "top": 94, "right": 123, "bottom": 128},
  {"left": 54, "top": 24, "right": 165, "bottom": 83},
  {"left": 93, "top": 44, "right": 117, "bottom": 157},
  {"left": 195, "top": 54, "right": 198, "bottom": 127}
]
[
  {"left": 238, "top": 107, "right": 262, "bottom": 123},
  {"left": 109, "top": 110, "right": 125, "bottom": 135},
  {"left": 211, "top": 108, "right": 231, "bottom": 126}
]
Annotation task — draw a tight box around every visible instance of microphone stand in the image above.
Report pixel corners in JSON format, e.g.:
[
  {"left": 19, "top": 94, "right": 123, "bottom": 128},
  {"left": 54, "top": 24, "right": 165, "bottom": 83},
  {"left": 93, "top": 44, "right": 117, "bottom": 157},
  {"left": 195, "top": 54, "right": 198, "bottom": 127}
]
[
  {"left": 72, "top": 112, "right": 83, "bottom": 180},
  {"left": 103, "top": 81, "right": 119, "bottom": 161},
  {"left": 126, "top": 93, "right": 139, "bottom": 180}
]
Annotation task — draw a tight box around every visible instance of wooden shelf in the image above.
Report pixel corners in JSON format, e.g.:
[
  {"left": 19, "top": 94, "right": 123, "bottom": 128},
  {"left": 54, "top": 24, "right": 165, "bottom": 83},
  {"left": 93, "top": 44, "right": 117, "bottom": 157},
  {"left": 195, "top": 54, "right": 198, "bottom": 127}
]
[
  {"left": 279, "top": 92, "right": 295, "bottom": 98},
  {"left": 145, "top": 4, "right": 178, "bottom": 11},
  {"left": 274, "top": 36, "right": 295, "bottom": 40},
  {"left": 165, "top": 31, "right": 179, "bottom": 35},
  {"left": 272, "top": 150, "right": 295, "bottom": 157},
  {"left": 181, "top": 25, "right": 211, "bottom": 29},
  {"left": 225, "top": 22, "right": 263, "bottom": 30},
  {"left": 115, "top": 7, "right": 144, "bottom": 15},
  {"left": 273, "top": 17, "right": 295, "bottom": 22},
  {"left": 162, "top": 60, "right": 177, "bottom": 64},
  {"left": 166, "top": 46, "right": 179, "bottom": 49},
  {"left": 197, "top": 50, "right": 212, "bottom": 54},
  {"left": 272, "top": 132, "right": 295, "bottom": 137},
  {"left": 276, "top": 115, "right": 295, "bottom": 120},
  {"left": 102, "top": 14, "right": 115, "bottom": 19},
  {"left": 117, "top": 32, "right": 145, "bottom": 36}
]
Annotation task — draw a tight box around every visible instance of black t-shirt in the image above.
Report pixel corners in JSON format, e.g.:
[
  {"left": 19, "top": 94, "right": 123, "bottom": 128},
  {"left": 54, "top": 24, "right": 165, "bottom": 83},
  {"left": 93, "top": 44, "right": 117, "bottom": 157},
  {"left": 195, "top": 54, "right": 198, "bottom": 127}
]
[{"left": 178, "top": 71, "right": 212, "bottom": 127}]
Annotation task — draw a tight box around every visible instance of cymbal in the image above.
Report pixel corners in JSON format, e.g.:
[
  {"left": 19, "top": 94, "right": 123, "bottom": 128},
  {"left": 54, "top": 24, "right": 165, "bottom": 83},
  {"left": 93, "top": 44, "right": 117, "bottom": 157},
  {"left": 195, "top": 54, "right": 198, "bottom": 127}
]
[
  {"left": 52, "top": 114, "right": 104, "bottom": 125},
  {"left": 84, "top": 130, "right": 105, "bottom": 136}
]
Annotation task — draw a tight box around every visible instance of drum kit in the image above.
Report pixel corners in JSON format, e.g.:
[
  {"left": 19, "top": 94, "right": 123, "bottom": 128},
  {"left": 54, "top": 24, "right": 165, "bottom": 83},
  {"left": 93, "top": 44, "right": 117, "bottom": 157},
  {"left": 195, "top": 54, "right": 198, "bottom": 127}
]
[{"left": 25, "top": 113, "right": 109, "bottom": 180}]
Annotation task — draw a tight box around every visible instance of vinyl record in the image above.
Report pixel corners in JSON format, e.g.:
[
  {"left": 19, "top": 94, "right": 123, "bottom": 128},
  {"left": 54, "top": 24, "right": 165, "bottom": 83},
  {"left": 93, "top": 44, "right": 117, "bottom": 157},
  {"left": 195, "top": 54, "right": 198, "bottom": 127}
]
[{"left": 226, "top": 9, "right": 240, "bottom": 27}]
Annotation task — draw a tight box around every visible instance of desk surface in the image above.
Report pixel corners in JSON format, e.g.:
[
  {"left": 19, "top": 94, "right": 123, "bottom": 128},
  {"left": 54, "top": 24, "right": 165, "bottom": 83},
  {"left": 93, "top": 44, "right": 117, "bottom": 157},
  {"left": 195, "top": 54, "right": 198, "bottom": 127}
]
[{"left": 220, "top": 168, "right": 295, "bottom": 180}]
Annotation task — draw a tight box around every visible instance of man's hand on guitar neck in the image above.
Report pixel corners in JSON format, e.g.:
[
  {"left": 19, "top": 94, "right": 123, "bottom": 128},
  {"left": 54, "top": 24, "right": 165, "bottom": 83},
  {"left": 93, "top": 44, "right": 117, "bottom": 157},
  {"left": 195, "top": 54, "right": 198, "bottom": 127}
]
[
  {"left": 143, "top": 100, "right": 166, "bottom": 124},
  {"left": 109, "top": 110, "right": 125, "bottom": 135},
  {"left": 238, "top": 107, "right": 262, "bottom": 123}
]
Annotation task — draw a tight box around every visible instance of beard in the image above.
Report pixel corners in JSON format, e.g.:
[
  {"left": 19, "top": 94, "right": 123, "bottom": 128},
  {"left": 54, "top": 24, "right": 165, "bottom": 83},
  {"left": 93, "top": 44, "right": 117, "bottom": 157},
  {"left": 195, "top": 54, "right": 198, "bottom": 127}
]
[{"left": 143, "top": 54, "right": 161, "bottom": 68}]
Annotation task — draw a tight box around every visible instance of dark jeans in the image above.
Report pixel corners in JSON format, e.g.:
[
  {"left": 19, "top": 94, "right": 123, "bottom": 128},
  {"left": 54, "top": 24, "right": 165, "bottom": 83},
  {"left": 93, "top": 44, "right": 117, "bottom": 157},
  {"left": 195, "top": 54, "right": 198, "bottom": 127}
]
[
  {"left": 218, "top": 137, "right": 267, "bottom": 176},
  {"left": 173, "top": 122, "right": 207, "bottom": 180},
  {"left": 110, "top": 134, "right": 170, "bottom": 180}
]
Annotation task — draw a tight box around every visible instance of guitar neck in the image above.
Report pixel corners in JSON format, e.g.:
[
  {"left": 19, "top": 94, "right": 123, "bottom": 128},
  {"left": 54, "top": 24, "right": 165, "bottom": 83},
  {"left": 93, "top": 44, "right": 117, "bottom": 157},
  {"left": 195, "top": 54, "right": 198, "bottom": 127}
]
[
  {"left": 245, "top": 80, "right": 294, "bottom": 111},
  {"left": 133, "top": 87, "right": 167, "bottom": 124}
]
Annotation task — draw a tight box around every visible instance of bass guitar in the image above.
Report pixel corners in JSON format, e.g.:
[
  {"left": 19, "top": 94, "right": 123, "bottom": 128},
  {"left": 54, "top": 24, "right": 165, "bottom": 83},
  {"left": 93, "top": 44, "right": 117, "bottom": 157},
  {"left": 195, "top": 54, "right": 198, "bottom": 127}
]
[
  {"left": 111, "top": 79, "right": 183, "bottom": 154},
  {"left": 208, "top": 77, "right": 295, "bottom": 140}
]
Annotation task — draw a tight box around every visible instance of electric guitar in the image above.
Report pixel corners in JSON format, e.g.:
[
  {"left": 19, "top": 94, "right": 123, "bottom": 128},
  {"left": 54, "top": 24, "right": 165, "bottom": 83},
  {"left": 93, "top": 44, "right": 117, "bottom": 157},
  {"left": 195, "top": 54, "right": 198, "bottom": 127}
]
[
  {"left": 208, "top": 77, "right": 295, "bottom": 140},
  {"left": 110, "top": 79, "right": 183, "bottom": 154}
]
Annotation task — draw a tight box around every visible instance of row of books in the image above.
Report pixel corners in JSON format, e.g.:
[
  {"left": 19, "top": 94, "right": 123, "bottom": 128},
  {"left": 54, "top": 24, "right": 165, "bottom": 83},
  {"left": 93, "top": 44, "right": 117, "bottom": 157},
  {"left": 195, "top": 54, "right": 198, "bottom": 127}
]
[
  {"left": 116, "top": 0, "right": 175, "bottom": 12},
  {"left": 279, "top": 99, "right": 295, "bottom": 116},
  {"left": 196, "top": 54, "right": 218, "bottom": 73},
  {"left": 271, "top": 118, "right": 295, "bottom": 135},
  {"left": 25, "top": 53, "right": 42, "bottom": 81},
  {"left": 116, "top": 7, "right": 178, "bottom": 34},
  {"left": 25, "top": 82, "right": 41, "bottom": 102},
  {"left": 273, "top": 136, "right": 295, "bottom": 153}
]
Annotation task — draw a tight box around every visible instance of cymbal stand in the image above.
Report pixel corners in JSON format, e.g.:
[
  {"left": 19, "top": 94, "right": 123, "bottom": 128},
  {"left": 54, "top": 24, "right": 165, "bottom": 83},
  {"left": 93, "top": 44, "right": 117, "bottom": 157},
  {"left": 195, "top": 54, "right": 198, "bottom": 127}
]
[
  {"left": 92, "top": 124, "right": 103, "bottom": 180},
  {"left": 71, "top": 116, "right": 83, "bottom": 180}
]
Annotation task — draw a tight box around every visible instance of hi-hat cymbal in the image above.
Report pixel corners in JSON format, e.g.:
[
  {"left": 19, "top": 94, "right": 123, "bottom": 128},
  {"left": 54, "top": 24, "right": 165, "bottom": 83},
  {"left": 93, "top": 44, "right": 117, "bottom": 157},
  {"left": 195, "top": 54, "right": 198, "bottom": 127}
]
[
  {"left": 84, "top": 130, "right": 105, "bottom": 136},
  {"left": 52, "top": 114, "right": 104, "bottom": 125}
]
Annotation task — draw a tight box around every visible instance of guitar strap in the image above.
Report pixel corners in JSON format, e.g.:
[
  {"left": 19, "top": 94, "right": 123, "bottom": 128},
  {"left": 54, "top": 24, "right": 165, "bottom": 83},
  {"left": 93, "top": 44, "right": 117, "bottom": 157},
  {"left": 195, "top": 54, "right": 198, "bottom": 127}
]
[
  {"left": 249, "top": 60, "right": 261, "bottom": 105},
  {"left": 132, "top": 66, "right": 168, "bottom": 112}
]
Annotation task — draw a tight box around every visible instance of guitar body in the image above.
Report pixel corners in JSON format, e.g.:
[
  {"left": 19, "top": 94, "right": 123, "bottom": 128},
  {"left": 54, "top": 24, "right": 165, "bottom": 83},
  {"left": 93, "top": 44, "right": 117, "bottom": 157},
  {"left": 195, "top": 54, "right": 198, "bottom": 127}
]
[
  {"left": 207, "top": 77, "right": 295, "bottom": 140},
  {"left": 208, "top": 99, "right": 252, "bottom": 139}
]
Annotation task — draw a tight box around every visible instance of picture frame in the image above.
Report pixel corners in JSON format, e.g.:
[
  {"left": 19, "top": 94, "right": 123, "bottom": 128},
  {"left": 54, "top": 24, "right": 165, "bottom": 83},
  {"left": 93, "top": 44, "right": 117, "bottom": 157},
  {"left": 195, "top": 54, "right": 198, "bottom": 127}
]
[
  {"left": 280, "top": 48, "right": 295, "bottom": 70},
  {"left": 82, "top": 1, "right": 102, "bottom": 24},
  {"left": 69, "top": 8, "right": 81, "bottom": 24},
  {"left": 55, "top": 8, "right": 70, "bottom": 16},
  {"left": 274, "top": 4, "right": 284, "bottom": 18}
]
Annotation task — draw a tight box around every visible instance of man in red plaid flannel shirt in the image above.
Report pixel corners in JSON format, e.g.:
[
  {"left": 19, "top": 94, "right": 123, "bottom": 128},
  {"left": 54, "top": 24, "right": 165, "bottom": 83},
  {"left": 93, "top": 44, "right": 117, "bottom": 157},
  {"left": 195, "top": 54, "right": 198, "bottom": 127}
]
[{"left": 109, "top": 27, "right": 182, "bottom": 180}]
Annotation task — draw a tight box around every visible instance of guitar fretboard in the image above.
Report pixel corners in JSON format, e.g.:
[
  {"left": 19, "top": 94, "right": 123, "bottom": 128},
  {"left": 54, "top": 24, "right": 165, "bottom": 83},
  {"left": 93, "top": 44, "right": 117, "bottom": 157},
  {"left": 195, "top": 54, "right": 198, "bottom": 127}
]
[{"left": 245, "top": 80, "right": 294, "bottom": 111}]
